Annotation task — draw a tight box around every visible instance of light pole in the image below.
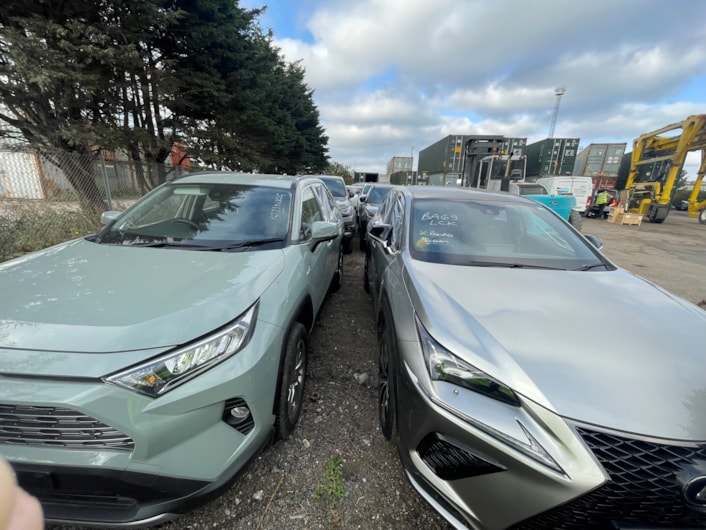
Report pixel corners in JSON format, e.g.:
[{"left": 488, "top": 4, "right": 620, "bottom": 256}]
[{"left": 548, "top": 86, "right": 566, "bottom": 138}]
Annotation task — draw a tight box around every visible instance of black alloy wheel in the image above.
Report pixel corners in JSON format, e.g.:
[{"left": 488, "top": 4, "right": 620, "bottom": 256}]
[
  {"left": 275, "top": 323, "right": 308, "bottom": 440},
  {"left": 378, "top": 314, "right": 397, "bottom": 442}
]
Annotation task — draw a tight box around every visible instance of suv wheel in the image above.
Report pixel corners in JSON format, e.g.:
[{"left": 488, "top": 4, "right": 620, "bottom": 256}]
[{"left": 275, "top": 323, "right": 307, "bottom": 440}]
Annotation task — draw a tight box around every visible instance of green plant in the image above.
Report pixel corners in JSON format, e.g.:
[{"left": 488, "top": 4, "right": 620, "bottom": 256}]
[
  {"left": 314, "top": 456, "right": 344, "bottom": 506},
  {"left": 0, "top": 202, "right": 102, "bottom": 263}
]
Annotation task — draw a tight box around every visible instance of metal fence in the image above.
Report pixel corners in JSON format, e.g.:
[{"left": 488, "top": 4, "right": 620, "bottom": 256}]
[
  {"left": 0, "top": 148, "right": 191, "bottom": 262},
  {"left": 0, "top": 148, "right": 190, "bottom": 208}
]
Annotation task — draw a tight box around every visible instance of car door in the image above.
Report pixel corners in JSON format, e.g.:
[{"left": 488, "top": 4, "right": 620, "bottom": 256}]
[
  {"left": 368, "top": 191, "right": 404, "bottom": 309},
  {"left": 298, "top": 184, "right": 332, "bottom": 311},
  {"left": 312, "top": 181, "right": 342, "bottom": 272}
]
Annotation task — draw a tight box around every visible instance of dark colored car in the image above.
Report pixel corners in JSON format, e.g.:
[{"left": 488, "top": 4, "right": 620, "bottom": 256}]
[
  {"left": 311, "top": 175, "right": 356, "bottom": 254},
  {"left": 358, "top": 184, "right": 395, "bottom": 250},
  {"left": 364, "top": 185, "right": 706, "bottom": 530}
]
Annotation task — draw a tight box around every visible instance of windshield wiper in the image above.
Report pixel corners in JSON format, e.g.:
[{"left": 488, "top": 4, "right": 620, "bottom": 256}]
[
  {"left": 573, "top": 263, "right": 607, "bottom": 271},
  {"left": 466, "top": 260, "right": 567, "bottom": 270},
  {"left": 190, "top": 237, "right": 286, "bottom": 251}
]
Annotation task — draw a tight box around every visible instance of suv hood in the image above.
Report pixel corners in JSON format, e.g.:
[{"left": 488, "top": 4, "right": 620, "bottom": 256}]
[
  {"left": 0, "top": 239, "right": 284, "bottom": 353},
  {"left": 408, "top": 261, "right": 706, "bottom": 440}
]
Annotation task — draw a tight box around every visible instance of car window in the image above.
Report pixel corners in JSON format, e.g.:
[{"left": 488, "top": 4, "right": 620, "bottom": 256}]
[
  {"left": 313, "top": 183, "right": 337, "bottom": 222},
  {"left": 376, "top": 192, "right": 395, "bottom": 223},
  {"left": 98, "top": 183, "right": 291, "bottom": 246},
  {"left": 409, "top": 198, "right": 601, "bottom": 268},
  {"left": 300, "top": 185, "right": 324, "bottom": 240},
  {"left": 390, "top": 194, "right": 405, "bottom": 251}
]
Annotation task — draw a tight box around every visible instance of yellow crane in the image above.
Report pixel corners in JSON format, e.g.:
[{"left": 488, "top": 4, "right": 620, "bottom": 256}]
[{"left": 624, "top": 114, "right": 706, "bottom": 223}]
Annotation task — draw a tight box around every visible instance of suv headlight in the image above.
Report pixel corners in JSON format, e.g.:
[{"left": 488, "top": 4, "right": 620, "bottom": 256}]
[
  {"left": 338, "top": 202, "right": 353, "bottom": 216},
  {"left": 105, "top": 302, "right": 258, "bottom": 397}
]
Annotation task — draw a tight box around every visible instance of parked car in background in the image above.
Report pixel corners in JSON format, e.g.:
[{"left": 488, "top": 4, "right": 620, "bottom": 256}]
[
  {"left": 358, "top": 183, "right": 395, "bottom": 250},
  {"left": 312, "top": 175, "right": 356, "bottom": 253},
  {"left": 0, "top": 172, "right": 344, "bottom": 527},
  {"left": 674, "top": 199, "right": 689, "bottom": 211},
  {"left": 357, "top": 182, "right": 374, "bottom": 217},
  {"left": 347, "top": 183, "right": 364, "bottom": 214},
  {"left": 364, "top": 185, "right": 706, "bottom": 530}
]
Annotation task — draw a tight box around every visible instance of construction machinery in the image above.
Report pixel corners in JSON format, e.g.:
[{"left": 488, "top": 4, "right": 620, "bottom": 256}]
[{"left": 622, "top": 114, "right": 706, "bottom": 223}]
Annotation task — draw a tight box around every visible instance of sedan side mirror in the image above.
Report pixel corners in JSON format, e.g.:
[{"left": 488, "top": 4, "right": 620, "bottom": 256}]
[
  {"left": 369, "top": 223, "right": 393, "bottom": 247},
  {"left": 584, "top": 234, "right": 603, "bottom": 250}
]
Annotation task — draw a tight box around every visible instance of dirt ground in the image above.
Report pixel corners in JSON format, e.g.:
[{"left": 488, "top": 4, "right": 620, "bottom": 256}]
[{"left": 50, "top": 210, "right": 706, "bottom": 530}]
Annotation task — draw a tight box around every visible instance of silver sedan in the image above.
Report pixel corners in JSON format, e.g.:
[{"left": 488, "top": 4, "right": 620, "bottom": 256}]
[{"left": 364, "top": 185, "right": 706, "bottom": 530}]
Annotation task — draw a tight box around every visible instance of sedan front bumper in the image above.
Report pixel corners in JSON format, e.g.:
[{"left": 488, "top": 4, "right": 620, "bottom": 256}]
[
  {"left": 394, "top": 348, "right": 606, "bottom": 530},
  {"left": 394, "top": 347, "right": 706, "bottom": 529}
]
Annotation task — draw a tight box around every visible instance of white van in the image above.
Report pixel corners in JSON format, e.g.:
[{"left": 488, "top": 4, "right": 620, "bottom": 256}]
[{"left": 535, "top": 176, "right": 593, "bottom": 213}]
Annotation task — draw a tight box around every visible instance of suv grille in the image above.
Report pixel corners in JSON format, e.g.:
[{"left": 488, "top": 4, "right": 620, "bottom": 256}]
[
  {"left": 0, "top": 404, "right": 134, "bottom": 450},
  {"left": 512, "top": 427, "right": 706, "bottom": 529}
]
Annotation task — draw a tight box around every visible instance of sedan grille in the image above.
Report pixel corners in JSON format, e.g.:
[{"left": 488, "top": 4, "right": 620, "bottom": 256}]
[
  {"left": 0, "top": 404, "right": 134, "bottom": 450},
  {"left": 512, "top": 427, "right": 706, "bottom": 529}
]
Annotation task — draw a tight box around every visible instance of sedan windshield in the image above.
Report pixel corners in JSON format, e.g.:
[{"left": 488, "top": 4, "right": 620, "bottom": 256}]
[
  {"left": 367, "top": 186, "right": 393, "bottom": 204},
  {"left": 96, "top": 183, "right": 292, "bottom": 249},
  {"left": 409, "top": 198, "right": 609, "bottom": 270}
]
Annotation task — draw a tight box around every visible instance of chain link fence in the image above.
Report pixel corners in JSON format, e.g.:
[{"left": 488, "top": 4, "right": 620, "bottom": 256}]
[{"left": 0, "top": 147, "right": 191, "bottom": 262}]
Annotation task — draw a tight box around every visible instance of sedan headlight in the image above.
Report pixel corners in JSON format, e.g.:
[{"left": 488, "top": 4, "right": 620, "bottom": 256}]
[
  {"left": 105, "top": 302, "right": 258, "bottom": 397},
  {"left": 415, "top": 315, "right": 562, "bottom": 472},
  {"left": 417, "top": 316, "right": 519, "bottom": 406}
]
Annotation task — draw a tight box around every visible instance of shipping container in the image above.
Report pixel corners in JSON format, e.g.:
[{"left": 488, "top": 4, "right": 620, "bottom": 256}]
[
  {"left": 386, "top": 156, "right": 413, "bottom": 175},
  {"left": 573, "top": 143, "right": 627, "bottom": 178},
  {"left": 427, "top": 172, "right": 461, "bottom": 187},
  {"left": 524, "top": 137, "right": 580, "bottom": 179},
  {"left": 417, "top": 135, "right": 469, "bottom": 176},
  {"left": 389, "top": 171, "right": 417, "bottom": 185},
  {"left": 418, "top": 134, "right": 520, "bottom": 187}
]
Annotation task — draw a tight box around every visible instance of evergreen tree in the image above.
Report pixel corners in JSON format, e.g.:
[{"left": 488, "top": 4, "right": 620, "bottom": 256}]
[{"left": 0, "top": 0, "right": 330, "bottom": 210}]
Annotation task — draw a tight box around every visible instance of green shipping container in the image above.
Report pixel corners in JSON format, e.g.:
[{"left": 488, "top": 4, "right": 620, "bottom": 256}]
[{"left": 524, "top": 137, "right": 580, "bottom": 179}]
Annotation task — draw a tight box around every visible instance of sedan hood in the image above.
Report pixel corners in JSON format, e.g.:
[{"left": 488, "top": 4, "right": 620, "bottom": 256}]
[
  {"left": 0, "top": 239, "right": 284, "bottom": 353},
  {"left": 407, "top": 261, "right": 706, "bottom": 439}
]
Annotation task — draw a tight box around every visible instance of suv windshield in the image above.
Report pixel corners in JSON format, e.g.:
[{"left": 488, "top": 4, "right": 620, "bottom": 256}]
[
  {"left": 318, "top": 177, "right": 346, "bottom": 198},
  {"left": 96, "top": 183, "right": 292, "bottom": 249}
]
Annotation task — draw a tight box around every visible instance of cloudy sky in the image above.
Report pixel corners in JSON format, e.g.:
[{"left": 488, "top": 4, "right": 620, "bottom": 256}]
[{"left": 240, "top": 0, "right": 706, "bottom": 179}]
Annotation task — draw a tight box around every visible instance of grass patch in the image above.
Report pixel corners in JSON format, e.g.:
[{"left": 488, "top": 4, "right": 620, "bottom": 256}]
[
  {"left": 0, "top": 202, "right": 102, "bottom": 263},
  {"left": 314, "top": 455, "right": 345, "bottom": 506}
]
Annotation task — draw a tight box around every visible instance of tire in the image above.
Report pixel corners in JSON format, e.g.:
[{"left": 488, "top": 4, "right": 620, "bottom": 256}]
[
  {"left": 330, "top": 248, "right": 343, "bottom": 293},
  {"left": 698, "top": 209, "right": 706, "bottom": 225},
  {"left": 363, "top": 255, "right": 370, "bottom": 293},
  {"left": 378, "top": 312, "right": 397, "bottom": 443},
  {"left": 275, "top": 323, "right": 308, "bottom": 440},
  {"left": 343, "top": 236, "right": 353, "bottom": 254},
  {"left": 569, "top": 209, "right": 583, "bottom": 231}
]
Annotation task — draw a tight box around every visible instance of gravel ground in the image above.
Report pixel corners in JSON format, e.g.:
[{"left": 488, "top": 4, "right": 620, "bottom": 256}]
[{"left": 47, "top": 210, "right": 706, "bottom": 530}]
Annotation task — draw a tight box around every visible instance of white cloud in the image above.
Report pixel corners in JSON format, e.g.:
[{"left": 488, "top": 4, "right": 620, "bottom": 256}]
[{"left": 257, "top": 0, "right": 706, "bottom": 177}]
